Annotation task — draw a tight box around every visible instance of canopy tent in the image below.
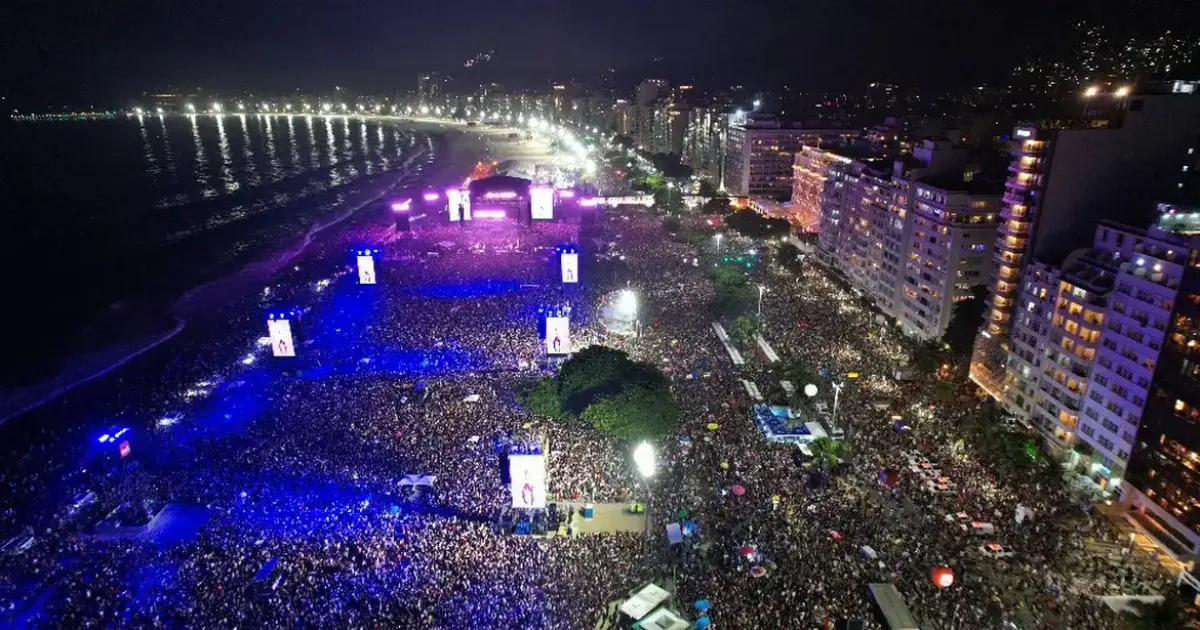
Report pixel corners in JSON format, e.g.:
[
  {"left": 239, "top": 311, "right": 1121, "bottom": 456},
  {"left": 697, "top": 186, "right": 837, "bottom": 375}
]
[
  {"left": 619, "top": 583, "right": 671, "bottom": 621},
  {"left": 399, "top": 475, "right": 436, "bottom": 487}
]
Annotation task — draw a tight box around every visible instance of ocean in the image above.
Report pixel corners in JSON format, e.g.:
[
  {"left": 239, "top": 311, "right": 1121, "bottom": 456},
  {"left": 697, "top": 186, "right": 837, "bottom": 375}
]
[{"left": 3, "top": 114, "right": 433, "bottom": 387}]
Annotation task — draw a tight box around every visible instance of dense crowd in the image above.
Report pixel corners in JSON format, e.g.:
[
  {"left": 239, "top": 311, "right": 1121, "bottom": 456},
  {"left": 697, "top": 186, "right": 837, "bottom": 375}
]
[{"left": 0, "top": 148, "right": 1180, "bottom": 630}]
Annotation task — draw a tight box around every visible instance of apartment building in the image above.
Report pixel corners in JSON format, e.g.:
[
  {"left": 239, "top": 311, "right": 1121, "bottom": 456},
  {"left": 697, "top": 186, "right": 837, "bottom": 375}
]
[
  {"left": 1125, "top": 207, "right": 1200, "bottom": 560},
  {"left": 1000, "top": 215, "right": 1194, "bottom": 497},
  {"left": 806, "top": 139, "right": 1001, "bottom": 339},
  {"left": 898, "top": 176, "right": 1002, "bottom": 338},
  {"left": 970, "top": 87, "right": 1200, "bottom": 398},
  {"left": 727, "top": 119, "right": 856, "bottom": 198}
]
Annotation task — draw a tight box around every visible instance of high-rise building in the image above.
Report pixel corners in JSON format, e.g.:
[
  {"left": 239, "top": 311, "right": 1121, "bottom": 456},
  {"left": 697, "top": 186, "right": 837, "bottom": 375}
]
[
  {"left": 683, "top": 104, "right": 732, "bottom": 186},
  {"left": 651, "top": 101, "right": 690, "bottom": 156},
  {"left": 633, "top": 79, "right": 666, "bottom": 149},
  {"left": 726, "top": 116, "right": 855, "bottom": 198},
  {"left": 971, "top": 87, "right": 1200, "bottom": 398},
  {"left": 1125, "top": 204, "right": 1200, "bottom": 560},
  {"left": 804, "top": 140, "right": 1001, "bottom": 340}
]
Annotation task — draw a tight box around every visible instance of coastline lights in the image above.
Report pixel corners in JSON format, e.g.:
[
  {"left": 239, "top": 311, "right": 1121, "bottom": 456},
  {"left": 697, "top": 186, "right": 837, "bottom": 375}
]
[
  {"left": 1115, "top": 85, "right": 1132, "bottom": 98},
  {"left": 632, "top": 442, "right": 656, "bottom": 478},
  {"left": 185, "top": 103, "right": 196, "bottom": 113},
  {"left": 212, "top": 102, "right": 223, "bottom": 113},
  {"left": 1083, "top": 85, "right": 1100, "bottom": 97}
]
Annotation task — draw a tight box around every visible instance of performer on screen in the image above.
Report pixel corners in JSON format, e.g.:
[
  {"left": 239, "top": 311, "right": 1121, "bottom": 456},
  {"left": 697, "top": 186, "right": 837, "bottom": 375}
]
[
  {"left": 363, "top": 269, "right": 373, "bottom": 283},
  {"left": 552, "top": 334, "right": 561, "bottom": 352},
  {"left": 278, "top": 339, "right": 289, "bottom": 355},
  {"left": 521, "top": 470, "right": 535, "bottom": 506}
]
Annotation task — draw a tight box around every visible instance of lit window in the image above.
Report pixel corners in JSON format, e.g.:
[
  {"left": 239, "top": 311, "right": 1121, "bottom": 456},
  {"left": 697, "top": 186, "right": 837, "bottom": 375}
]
[{"left": 1177, "top": 399, "right": 1187, "bottom": 412}]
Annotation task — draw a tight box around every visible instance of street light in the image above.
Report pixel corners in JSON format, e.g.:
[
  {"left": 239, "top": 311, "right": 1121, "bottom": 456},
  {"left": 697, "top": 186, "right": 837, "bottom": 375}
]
[
  {"left": 757, "top": 284, "right": 766, "bottom": 318},
  {"left": 714, "top": 233, "right": 723, "bottom": 255},
  {"left": 633, "top": 442, "right": 656, "bottom": 478},
  {"left": 831, "top": 381, "right": 845, "bottom": 430},
  {"left": 633, "top": 442, "right": 656, "bottom": 539}
]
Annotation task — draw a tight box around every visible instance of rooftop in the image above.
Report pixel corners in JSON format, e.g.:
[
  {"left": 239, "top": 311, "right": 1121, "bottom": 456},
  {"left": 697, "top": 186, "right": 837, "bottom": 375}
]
[{"left": 917, "top": 174, "right": 1004, "bottom": 196}]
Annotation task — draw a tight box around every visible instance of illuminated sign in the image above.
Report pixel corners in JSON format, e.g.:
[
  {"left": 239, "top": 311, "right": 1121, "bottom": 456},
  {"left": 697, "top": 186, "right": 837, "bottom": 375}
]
[
  {"left": 1015, "top": 129, "right": 1032, "bottom": 138},
  {"left": 267, "top": 318, "right": 296, "bottom": 357}
]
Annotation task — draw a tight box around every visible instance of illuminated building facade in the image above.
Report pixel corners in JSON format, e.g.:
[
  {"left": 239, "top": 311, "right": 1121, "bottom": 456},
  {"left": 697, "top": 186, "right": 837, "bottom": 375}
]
[
  {"left": 971, "top": 88, "right": 1200, "bottom": 399},
  {"left": 726, "top": 121, "right": 854, "bottom": 198}
]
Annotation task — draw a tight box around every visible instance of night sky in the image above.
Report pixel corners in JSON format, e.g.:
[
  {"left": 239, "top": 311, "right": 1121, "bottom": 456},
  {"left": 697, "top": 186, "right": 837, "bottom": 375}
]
[{"left": 3, "top": 0, "right": 1198, "bottom": 107}]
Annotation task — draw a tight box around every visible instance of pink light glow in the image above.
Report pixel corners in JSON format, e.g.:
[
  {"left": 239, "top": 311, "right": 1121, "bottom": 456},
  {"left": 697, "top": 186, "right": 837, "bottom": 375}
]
[
  {"left": 391, "top": 199, "right": 412, "bottom": 212},
  {"left": 558, "top": 190, "right": 576, "bottom": 198},
  {"left": 473, "top": 209, "right": 506, "bottom": 219},
  {"left": 579, "top": 197, "right": 599, "bottom": 207},
  {"left": 484, "top": 191, "right": 518, "bottom": 200},
  {"left": 423, "top": 192, "right": 440, "bottom": 201}
]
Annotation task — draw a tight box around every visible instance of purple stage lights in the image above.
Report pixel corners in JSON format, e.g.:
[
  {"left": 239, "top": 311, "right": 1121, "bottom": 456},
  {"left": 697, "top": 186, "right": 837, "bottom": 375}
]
[
  {"left": 483, "top": 191, "right": 518, "bottom": 200},
  {"left": 423, "top": 192, "right": 440, "bottom": 201},
  {"left": 391, "top": 199, "right": 412, "bottom": 212},
  {"left": 473, "top": 209, "right": 506, "bottom": 219}
]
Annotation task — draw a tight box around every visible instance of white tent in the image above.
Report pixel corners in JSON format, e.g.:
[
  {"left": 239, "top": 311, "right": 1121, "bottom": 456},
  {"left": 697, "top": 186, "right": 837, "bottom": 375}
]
[{"left": 619, "top": 583, "right": 670, "bottom": 620}]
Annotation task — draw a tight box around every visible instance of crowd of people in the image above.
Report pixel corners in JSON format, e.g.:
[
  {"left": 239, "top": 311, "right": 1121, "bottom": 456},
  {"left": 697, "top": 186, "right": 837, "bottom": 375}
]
[{"left": 0, "top": 147, "right": 1180, "bottom": 630}]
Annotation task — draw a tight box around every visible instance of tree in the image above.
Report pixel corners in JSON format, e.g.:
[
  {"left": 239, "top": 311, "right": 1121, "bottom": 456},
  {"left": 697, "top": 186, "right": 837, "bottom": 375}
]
[
  {"left": 612, "top": 134, "right": 634, "bottom": 149},
  {"left": 698, "top": 180, "right": 717, "bottom": 197},
  {"left": 557, "top": 345, "right": 635, "bottom": 414},
  {"left": 581, "top": 385, "right": 679, "bottom": 439},
  {"left": 702, "top": 197, "right": 733, "bottom": 215},
  {"left": 520, "top": 377, "right": 563, "bottom": 418},
  {"left": 735, "top": 316, "right": 761, "bottom": 347},
  {"left": 911, "top": 340, "right": 944, "bottom": 374},
  {"left": 711, "top": 265, "right": 754, "bottom": 316},
  {"left": 941, "top": 285, "right": 988, "bottom": 359},
  {"left": 1118, "top": 595, "right": 1190, "bottom": 630},
  {"left": 809, "top": 437, "right": 847, "bottom": 473},
  {"left": 724, "top": 209, "right": 791, "bottom": 239},
  {"left": 776, "top": 242, "right": 803, "bottom": 272},
  {"left": 654, "top": 186, "right": 683, "bottom": 214}
]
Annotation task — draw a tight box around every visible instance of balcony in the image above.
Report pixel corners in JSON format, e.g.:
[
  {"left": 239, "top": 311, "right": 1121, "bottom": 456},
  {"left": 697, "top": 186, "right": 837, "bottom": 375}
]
[{"left": 1000, "top": 220, "right": 1031, "bottom": 238}]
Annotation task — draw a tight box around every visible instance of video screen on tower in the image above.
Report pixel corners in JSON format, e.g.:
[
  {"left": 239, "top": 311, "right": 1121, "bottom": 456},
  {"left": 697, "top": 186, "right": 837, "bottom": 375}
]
[
  {"left": 356, "top": 254, "right": 377, "bottom": 285},
  {"left": 545, "top": 316, "right": 570, "bottom": 355},
  {"left": 531, "top": 187, "right": 554, "bottom": 220},
  {"left": 267, "top": 318, "right": 296, "bottom": 357},
  {"left": 509, "top": 454, "right": 547, "bottom": 509},
  {"left": 561, "top": 252, "right": 578, "bottom": 283},
  {"left": 447, "top": 189, "right": 462, "bottom": 222}
]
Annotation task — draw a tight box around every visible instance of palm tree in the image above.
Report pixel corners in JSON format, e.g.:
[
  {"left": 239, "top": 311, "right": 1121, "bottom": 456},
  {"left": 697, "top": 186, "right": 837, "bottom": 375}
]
[
  {"left": 809, "top": 436, "right": 846, "bottom": 473},
  {"left": 1119, "top": 595, "right": 1190, "bottom": 630}
]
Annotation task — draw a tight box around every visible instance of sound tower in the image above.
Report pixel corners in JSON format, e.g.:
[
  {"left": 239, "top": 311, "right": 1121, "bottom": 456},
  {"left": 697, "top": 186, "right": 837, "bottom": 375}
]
[
  {"left": 834, "top": 620, "right": 864, "bottom": 630},
  {"left": 499, "top": 451, "right": 511, "bottom": 485},
  {"left": 395, "top": 212, "right": 411, "bottom": 231}
]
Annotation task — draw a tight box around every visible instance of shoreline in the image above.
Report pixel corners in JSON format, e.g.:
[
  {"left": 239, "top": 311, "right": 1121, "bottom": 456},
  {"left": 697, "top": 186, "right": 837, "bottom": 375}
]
[{"left": 0, "top": 120, "right": 512, "bottom": 425}]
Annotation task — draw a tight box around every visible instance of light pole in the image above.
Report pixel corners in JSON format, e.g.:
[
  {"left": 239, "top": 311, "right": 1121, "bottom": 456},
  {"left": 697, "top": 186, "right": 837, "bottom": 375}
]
[
  {"left": 715, "top": 233, "right": 723, "bottom": 255},
  {"left": 757, "top": 285, "right": 766, "bottom": 318},
  {"left": 632, "top": 442, "right": 656, "bottom": 542},
  {"left": 831, "top": 381, "right": 845, "bottom": 430}
]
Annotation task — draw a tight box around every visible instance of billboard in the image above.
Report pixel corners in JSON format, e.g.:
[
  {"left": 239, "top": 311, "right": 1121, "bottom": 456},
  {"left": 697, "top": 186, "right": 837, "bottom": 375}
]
[
  {"left": 509, "top": 454, "right": 547, "bottom": 508},
  {"left": 545, "top": 316, "right": 570, "bottom": 355},
  {"left": 267, "top": 318, "right": 296, "bottom": 357},
  {"left": 531, "top": 187, "right": 554, "bottom": 220},
  {"left": 356, "top": 253, "right": 377, "bottom": 285},
  {"left": 447, "top": 189, "right": 462, "bottom": 222},
  {"left": 561, "top": 252, "right": 578, "bottom": 283}
]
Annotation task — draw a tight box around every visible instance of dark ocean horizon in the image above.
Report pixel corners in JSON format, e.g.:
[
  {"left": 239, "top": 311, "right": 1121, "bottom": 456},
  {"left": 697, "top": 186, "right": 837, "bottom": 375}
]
[{"left": 3, "top": 114, "right": 433, "bottom": 386}]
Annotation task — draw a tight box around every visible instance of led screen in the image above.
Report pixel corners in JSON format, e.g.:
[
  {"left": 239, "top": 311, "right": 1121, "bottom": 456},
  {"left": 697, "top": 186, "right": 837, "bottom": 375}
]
[
  {"left": 531, "top": 187, "right": 554, "bottom": 220},
  {"left": 545, "top": 316, "right": 570, "bottom": 355},
  {"left": 268, "top": 318, "right": 296, "bottom": 357},
  {"left": 509, "top": 454, "right": 547, "bottom": 508},
  {"left": 561, "top": 252, "right": 578, "bottom": 283},
  {"left": 356, "top": 254, "right": 376, "bottom": 285}
]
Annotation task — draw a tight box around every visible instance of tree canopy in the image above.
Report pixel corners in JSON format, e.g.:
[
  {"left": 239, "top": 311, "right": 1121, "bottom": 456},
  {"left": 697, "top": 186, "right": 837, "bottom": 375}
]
[
  {"left": 941, "top": 285, "right": 988, "bottom": 359},
  {"left": 724, "top": 209, "right": 791, "bottom": 239},
  {"left": 520, "top": 346, "right": 678, "bottom": 440},
  {"left": 776, "top": 242, "right": 803, "bottom": 272}
]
